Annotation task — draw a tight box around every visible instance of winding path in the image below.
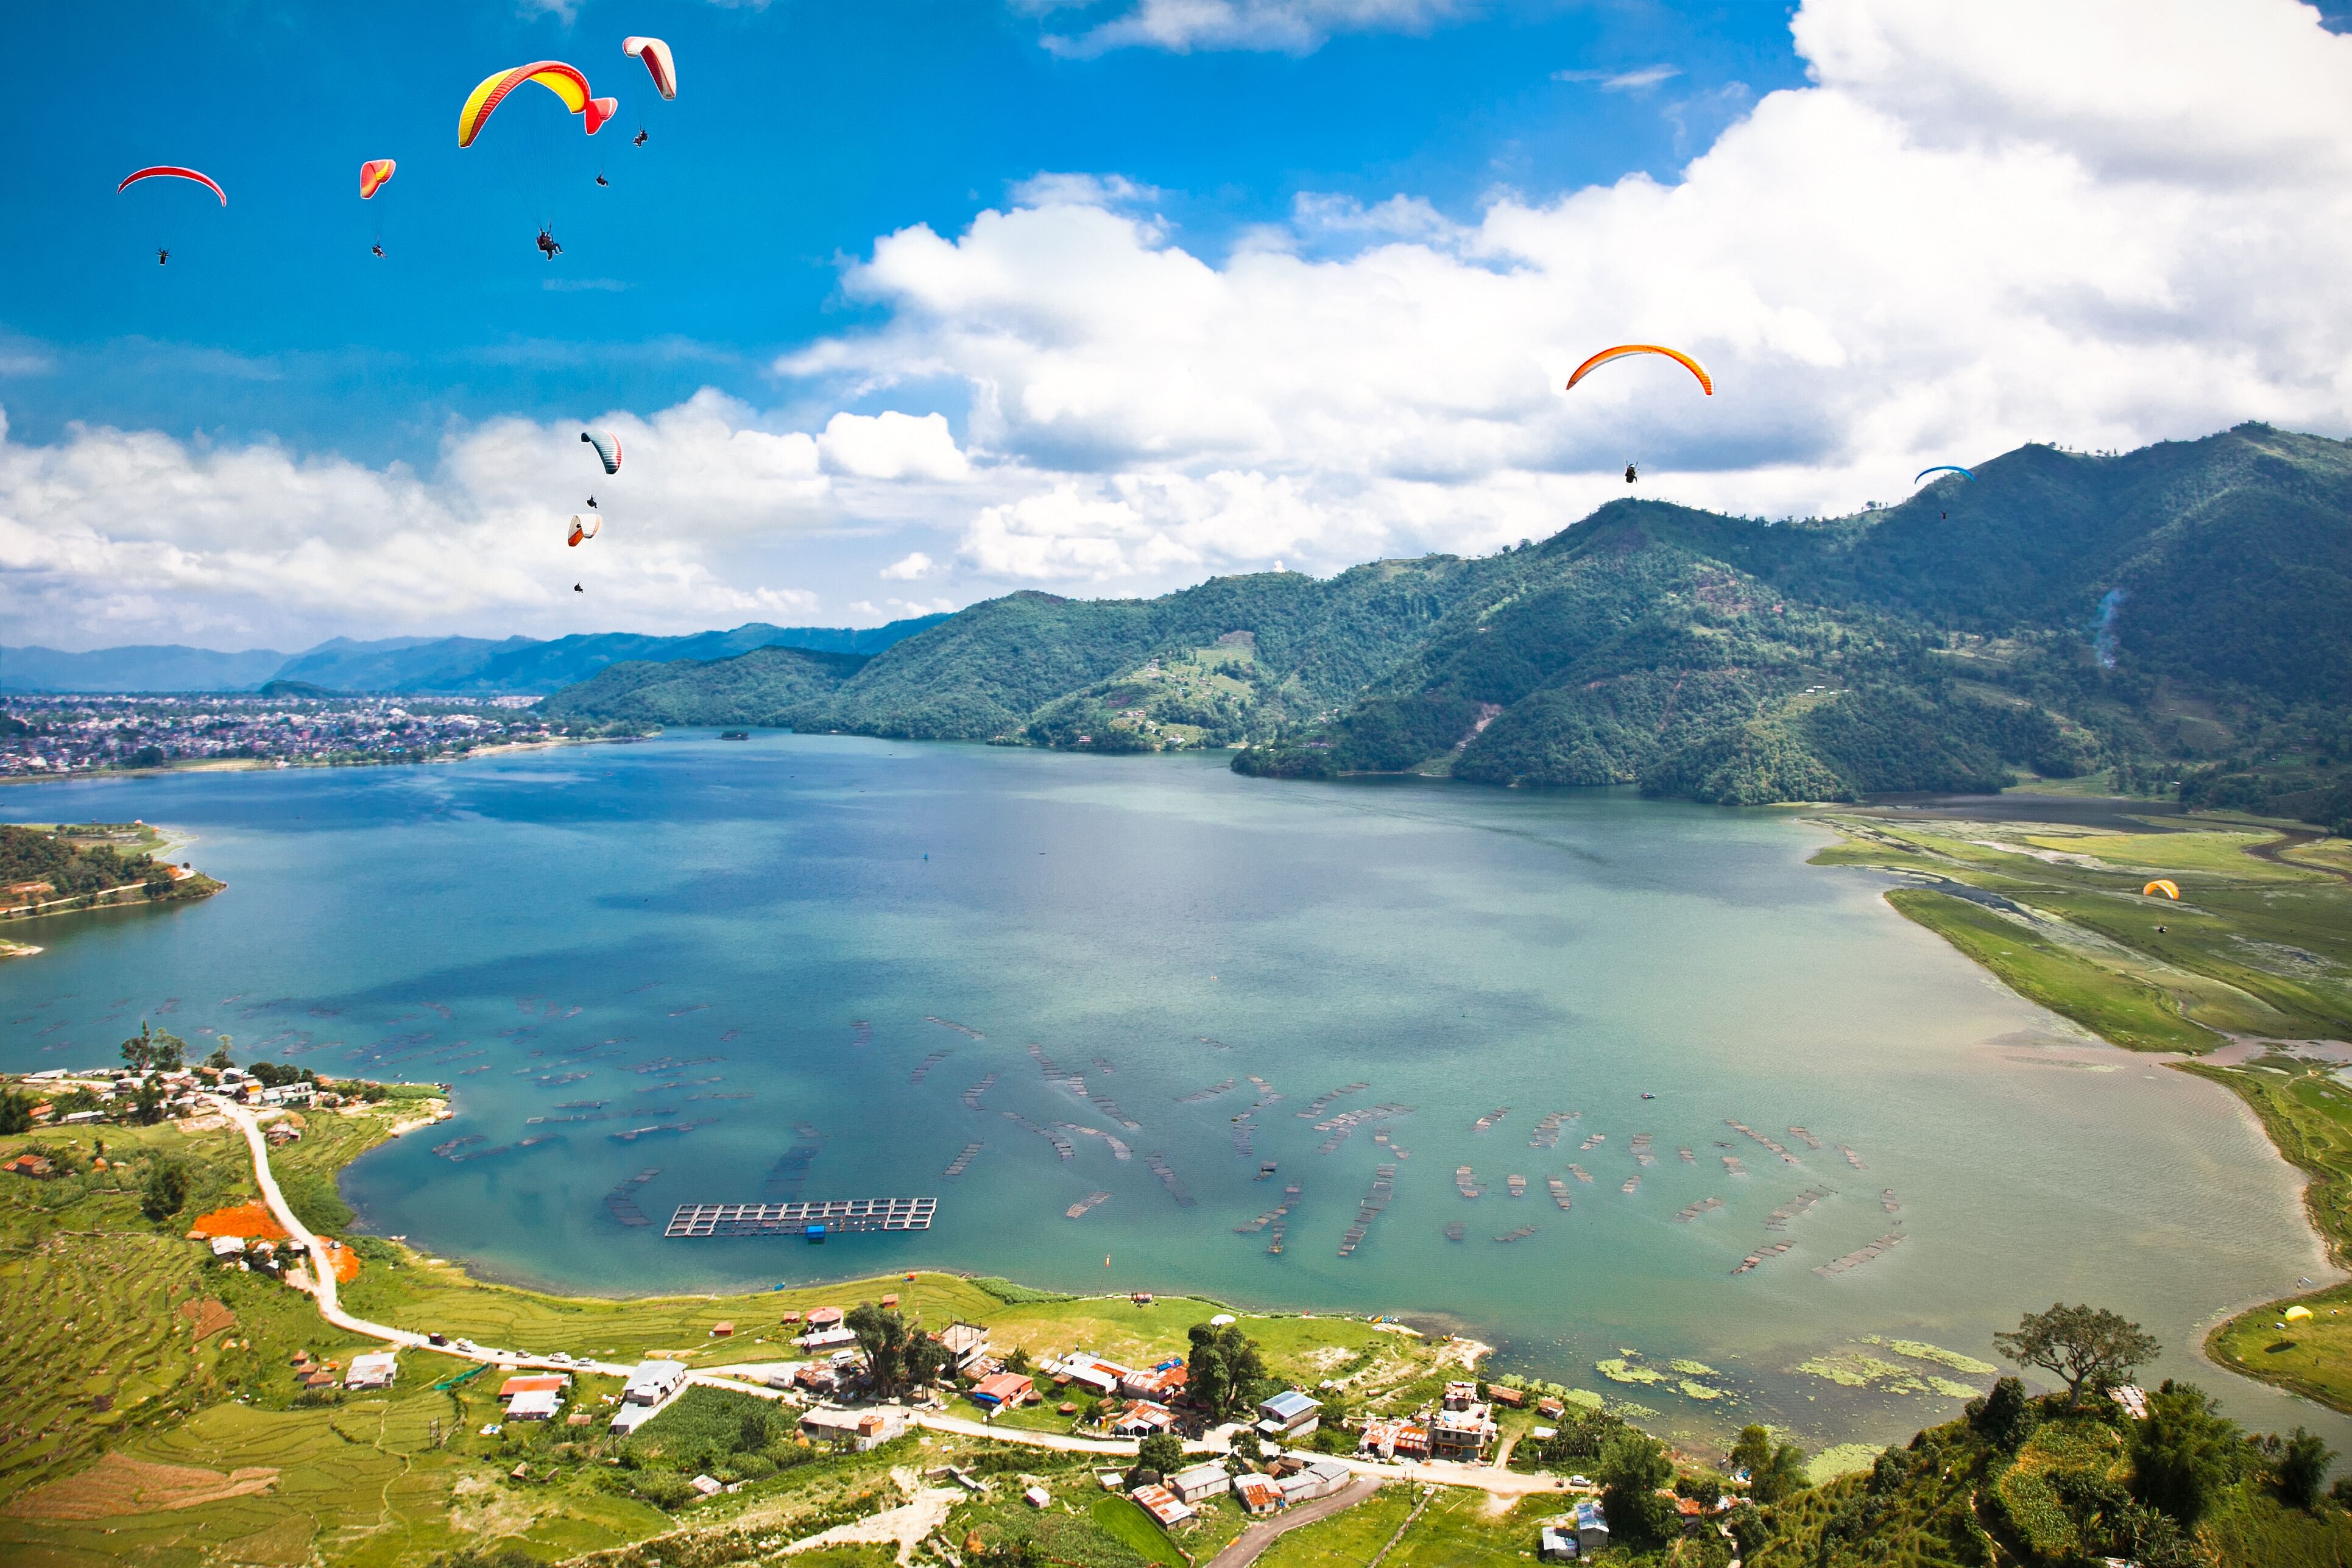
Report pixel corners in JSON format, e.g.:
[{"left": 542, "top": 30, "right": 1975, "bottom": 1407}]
[{"left": 1204, "top": 1474, "right": 1383, "bottom": 1568}]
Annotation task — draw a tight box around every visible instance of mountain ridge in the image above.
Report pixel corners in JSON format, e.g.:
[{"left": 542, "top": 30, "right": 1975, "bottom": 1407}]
[{"left": 538, "top": 423, "right": 2352, "bottom": 823}]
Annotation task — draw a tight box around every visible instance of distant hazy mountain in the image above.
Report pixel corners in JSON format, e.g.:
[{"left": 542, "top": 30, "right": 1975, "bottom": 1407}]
[
  {"left": 0, "top": 644, "right": 291, "bottom": 693},
  {"left": 540, "top": 423, "right": 2352, "bottom": 823},
  {"left": 0, "top": 615, "right": 949, "bottom": 696}
]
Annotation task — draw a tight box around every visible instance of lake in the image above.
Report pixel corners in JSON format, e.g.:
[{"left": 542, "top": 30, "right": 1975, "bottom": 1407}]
[{"left": 3, "top": 734, "right": 2339, "bottom": 1452}]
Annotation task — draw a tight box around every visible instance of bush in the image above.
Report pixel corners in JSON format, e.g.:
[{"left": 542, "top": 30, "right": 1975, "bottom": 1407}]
[{"left": 138, "top": 1158, "right": 189, "bottom": 1221}]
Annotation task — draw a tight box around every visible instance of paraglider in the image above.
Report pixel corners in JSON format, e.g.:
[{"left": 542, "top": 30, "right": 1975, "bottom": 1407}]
[
  {"left": 119, "top": 166, "right": 227, "bottom": 205},
  {"left": 1624, "top": 462, "right": 1639, "bottom": 484},
  {"left": 121, "top": 168, "right": 224, "bottom": 263},
  {"left": 359, "top": 159, "right": 397, "bottom": 199},
  {"left": 581, "top": 430, "right": 622, "bottom": 475},
  {"left": 585, "top": 495, "right": 598, "bottom": 509},
  {"left": 568, "top": 514, "right": 601, "bottom": 547},
  {"left": 372, "top": 243, "right": 385, "bottom": 258},
  {"left": 633, "top": 129, "right": 649, "bottom": 147},
  {"left": 537, "top": 228, "right": 563, "bottom": 260},
  {"left": 596, "top": 172, "right": 610, "bottom": 188},
  {"left": 2287, "top": 1304, "right": 2314, "bottom": 1323},
  {"left": 1914, "top": 465, "right": 1975, "bottom": 485},
  {"left": 2143, "top": 880, "right": 2181, "bottom": 900},
  {"left": 624, "top": 37, "right": 677, "bottom": 99},
  {"left": 457, "top": 63, "right": 615, "bottom": 147},
  {"left": 1566, "top": 344, "right": 1712, "bottom": 395}
]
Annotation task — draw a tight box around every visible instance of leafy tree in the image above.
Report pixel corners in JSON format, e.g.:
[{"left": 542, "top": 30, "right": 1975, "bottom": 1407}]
[
  {"left": 131, "top": 1078, "right": 166, "bottom": 1125},
  {"left": 1728, "top": 1424, "right": 1773, "bottom": 1479},
  {"left": 1595, "top": 1430, "right": 1678, "bottom": 1550},
  {"left": 0, "top": 1092, "right": 31, "bottom": 1135},
  {"left": 149, "top": 1028, "right": 186, "bottom": 1072},
  {"left": 121, "top": 1022, "right": 156, "bottom": 1073},
  {"left": 1751, "top": 1442, "right": 1811, "bottom": 1505},
  {"left": 139, "top": 1158, "right": 189, "bottom": 1221},
  {"left": 2276, "top": 1426, "right": 2336, "bottom": 1510},
  {"left": 205, "top": 1037, "right": 235, "bottom": 1070},
  {"left": 2130, "top": 1380, "right": 2242, "bottom": 1527},
  {"left": 1722, "top": 1503, "right": 1769, "bottom": 1559},
  {"left": 1995, "top": 1303, "right": 2158, "bottom": 1406},
  {"left": 1005, "top": 1344, "right": 1032, "bottom": 1374},
  {"left": 734, "top": 1407, "right": 772, "bottom": 1454},
  {"left": 845, "top": 1302, "right": 950, "bottom": 1397},
  {"left": 1966, "top": 1376, "right": 2040, "bottom": 1451},
  {"left": 1130, "top": 1432, "right": 1184, "bottom": 1486},
  {"left": 1185, "top": 1321, "right": 1268, "bottom": 1419}
]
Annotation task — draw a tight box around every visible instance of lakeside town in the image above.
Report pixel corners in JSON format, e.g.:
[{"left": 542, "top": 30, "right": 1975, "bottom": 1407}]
[{"left": 0, "top": 693, "right": 585, "bottom": 778}]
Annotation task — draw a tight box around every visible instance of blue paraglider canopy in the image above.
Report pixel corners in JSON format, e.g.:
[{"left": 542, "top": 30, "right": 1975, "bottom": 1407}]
[{"left": 1913, "top": 464, "right": 1974, "bottom": 484}]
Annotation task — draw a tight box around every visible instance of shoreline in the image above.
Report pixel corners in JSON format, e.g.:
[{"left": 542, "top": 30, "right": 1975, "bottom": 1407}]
[{"left": 1807, "top": 799, "right": 2352, "bottom": 1414}]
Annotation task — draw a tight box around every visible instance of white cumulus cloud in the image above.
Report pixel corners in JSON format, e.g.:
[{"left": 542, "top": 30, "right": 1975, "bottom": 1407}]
[
  {"left": 1029, "top": 0, "right": 1468, "bottom": 56},
  {"left": 775, "top": 0, "right": 2352, "bottom": 593}
]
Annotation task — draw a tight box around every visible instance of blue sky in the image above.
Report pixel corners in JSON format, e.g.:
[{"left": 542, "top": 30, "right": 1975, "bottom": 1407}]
[
  {"left": 6, "top": 0, "right": 1803, "bottom": 461},
  {"left": 5, "top": 0, "right": 2350, "bottom": 651}
]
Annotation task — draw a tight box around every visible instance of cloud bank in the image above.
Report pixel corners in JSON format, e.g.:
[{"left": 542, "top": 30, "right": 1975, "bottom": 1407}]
[{"left": 7, "top": 0, "right": 2351, "bottom": 647}]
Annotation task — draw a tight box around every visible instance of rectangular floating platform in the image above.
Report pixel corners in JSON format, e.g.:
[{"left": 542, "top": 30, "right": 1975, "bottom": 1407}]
[{"left": 664, "top": 1198, "right": 937, "bottom": 1238}]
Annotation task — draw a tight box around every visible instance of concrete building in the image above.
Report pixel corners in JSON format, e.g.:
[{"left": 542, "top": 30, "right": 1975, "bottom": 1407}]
[
  {"left": 1573, "top": 1499, "right": 1609, "bottom": 1555},
  {"left": 623, "top": 1360, "right": 689, "bottom": 1405},
  {"left": 1234, "top": 1475, "right": 1286, "bottom": 1516},
  {"left": 1430, "top": 1399, "right": 1497, "bottom": 1461},
  {"left": 1166, "top": 1463, "right": 1232, "bottom": 1505},
  {"left": 972, "top": 1372, "right": 1034, "bottom": 1410},
  {"left": 1358, "top": 1416, "right": 1431, "bottom": 1460},
  {"left": 1257, "top": 1389, "right": 1322, "bottom": 1437},
  {"left": 506, "top": 1387, "right": 563, "bottom": 1421},
  {"left": 1111, "top": 1400, "right": 1176, "bottom": 1436},
  {"left": 800, "top": 1405, "right": 908, "bottom": 1451},
  {"left": 344, "top": 1351, "right": 398, "bottom": 1390}
]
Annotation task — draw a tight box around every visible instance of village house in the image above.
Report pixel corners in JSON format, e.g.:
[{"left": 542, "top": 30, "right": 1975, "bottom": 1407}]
[
  {"left": 1358, "top": 1415, "right": 1432, "bottom": 1460},
  {"left": 939, "top": 1322, "right": 991, "bottom": 1373},
  {"left": 344, "top": 1351, "right": 398, "bottom": 1390},
  {"left": 1118, "top": 1361, "right": 1188, "bottom": 1402},
  {"left": 800, "top": 1405, "right": 908, "bottom": 1451},
  {"left": 1111, "top": 1399, "right": 1177, "bottom": 1437},
  {"left": 1165, "top": 1463, "right": 1232, "bottom": 1505},
  {"left": 1128, "top": 1483, "right": 1195, "bottom": 1530},
  {"left": 621, "top": 1360, "right": 688, "bottom": 1406},
  {"left": 1233, "top": 1475, "right": 1287, "bottom": 1516},
  {"left": 1256, "top": 1388, "right": 1322, "bottom": 1438},
  {"left": 970, "top": 1371, "right": 1034, "bottom": 1411},
  {"left": 1430, "top": 1397, "right": 1498, "bottom": 1462}
]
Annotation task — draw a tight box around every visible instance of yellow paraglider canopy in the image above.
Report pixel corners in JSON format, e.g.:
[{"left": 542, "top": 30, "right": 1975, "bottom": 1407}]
[
  {"left": 2143, "top": 880, "right": 2180, "bottom": 900},
  {"left": 2286, "top": 1305, "right": 2314, "bottom": 1322}
]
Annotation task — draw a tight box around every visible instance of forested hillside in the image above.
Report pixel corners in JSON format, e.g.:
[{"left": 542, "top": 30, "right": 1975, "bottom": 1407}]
[{"left": 543, "top": 423, "right": 2352, "bottom": 819}]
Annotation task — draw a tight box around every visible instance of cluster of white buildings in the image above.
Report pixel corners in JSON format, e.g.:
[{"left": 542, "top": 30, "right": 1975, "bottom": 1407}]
[{"left": 0, "top": 694, "right": 560, "bottom": 777}]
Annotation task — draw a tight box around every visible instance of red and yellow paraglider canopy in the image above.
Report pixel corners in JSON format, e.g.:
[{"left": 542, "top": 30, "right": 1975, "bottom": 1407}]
[
  {"left": 359, "top": 160, "right": 397, "bottom": 199},
  {"left": 458, "top": 62, "right": 616, "bottom": 147},
  {"left": 1565, "top": 344, "right": 1712, "bottom": 395}
]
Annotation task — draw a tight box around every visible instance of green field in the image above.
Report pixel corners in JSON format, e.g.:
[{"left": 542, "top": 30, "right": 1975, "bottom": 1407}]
[{"left": 1816, "top": 809, "right": 2352, "bottom": 1414}]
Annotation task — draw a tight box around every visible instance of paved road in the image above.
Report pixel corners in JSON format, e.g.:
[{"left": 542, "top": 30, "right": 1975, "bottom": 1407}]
[{"left": 1204, "top": 1474, "right": 1383, "bottom": 1568}]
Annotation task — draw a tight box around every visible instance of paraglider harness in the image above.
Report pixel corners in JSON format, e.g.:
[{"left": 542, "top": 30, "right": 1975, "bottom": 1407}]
[
  {"left": 537, "top": 228, "right": 563, "bottom": 259},
  {"left": 372, "top": 243, "right": 385, "bottom": 258},
  {"left": 157, "top": 247, "right": 170, "bottom": 267},
  {"left": 633, "top": 129, "right": 648, "bottom": 147},
  {"left": 1624, "top": 462, "right": 1638, "bottom": 484}
]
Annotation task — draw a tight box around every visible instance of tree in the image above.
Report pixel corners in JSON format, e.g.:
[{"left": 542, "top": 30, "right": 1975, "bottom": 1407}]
[
  {"left": 1728, "top": 1424, "right": 1774, "bottom": 1479},
  {"left": 1966, "top": 1376, "right": 2040, "bottom": 1451},
  {"left": 1131, "top": 1432, "right": 1184, "bottom": 1485},
  {"left": 2130, "top": 1380, "right": 2242, "bottom": 1527},
  {"left": 139, "top": 1158, "right": 189, "bottom": 1222},
  {"left": 131, "top": 1078, "right": 166, "bottom": 1125},
  {"left": 735, "top": 1407, "right": 772, "bottom": 1454},
  {"left": 1186, "top": 1321, "right": 1268, "bottom": 1419},
  {"left": 149, "top": 1028, "right": 185, "bottom": 1072},
  {"left": 1005, "top": 1344, "right": 1032, "bottom": 1375},
  {"left": 205, "top": 1037, "right": 235, "bottom": 1070},
  {"left": 0, "top": 1092, "right": 30, "bottom": 1135},
  {"left": 2277, "top": 1427, "right": 2335, "bottom": 1511},
  {"left": 1595, "top": 1430, "right": 1678, "bottom": 1550},
  {"left": 844, "top": 1303, "right": 949, "bottom": 1397},
  {"left": 122, "top": 1023, "right": 155, "bottom": 1072},
  {"left": 1995, "top": 1303, "right": 2159, "bottom": 1406},
  {"left": 1752, "top": 1441, "right": 1810, "bottom": 1505}
]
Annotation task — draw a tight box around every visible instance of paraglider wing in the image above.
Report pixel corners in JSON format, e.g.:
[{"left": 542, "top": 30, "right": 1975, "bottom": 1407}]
[
  {"left": 1565, "top": 344, "right": 1711, "bottom": 395},
  {"left": 359, "top": 159, "right": 397, "bottom": 199},
  {"left": 118, "top": 166, "right": 226, "bottom": 205},
  {"left": 2287, "top": 1305, "right": 2314, "bottom": 1322},
  {"left": 2143, "top": 880, "right": 2180, "bottom": 900},
  {"left": 568, "top": 514, "right": 601, "bottom": 546},
  {"left": 457, "top": 62, "right": 598, "bottom": 147},
  {"left": 584, "top": 97, "right": 618, "bottom": 136},
  {"left": 624, "top": 36, "right": 677, "bottom": 100},
  {"left": 1913, "top": 465, "right": 1975, "bottom": 484},
  {"left": 580, "top": 429, "right": 621, "bottom": 475}
]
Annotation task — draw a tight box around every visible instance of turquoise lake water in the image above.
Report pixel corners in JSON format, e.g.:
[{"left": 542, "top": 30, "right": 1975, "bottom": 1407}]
[{"left": 3, "top": 734, "right": 2340, "bottom": 1452}]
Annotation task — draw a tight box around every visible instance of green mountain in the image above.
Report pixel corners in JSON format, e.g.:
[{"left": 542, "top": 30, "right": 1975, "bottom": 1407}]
[{"left": 540, "top": 423, "right": 2352, "bottom": 823}]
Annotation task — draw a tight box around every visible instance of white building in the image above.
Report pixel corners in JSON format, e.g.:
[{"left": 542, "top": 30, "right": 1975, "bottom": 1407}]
[
  {"left": 1166, "top": 1464, "right": 1232, "bottom": 1505},
  {"left": 344, "top": 1351, "right": 398, "bottom": 1390},
  {"left": 623, "top": 1360, "right": 690, "bottom": 1405}
]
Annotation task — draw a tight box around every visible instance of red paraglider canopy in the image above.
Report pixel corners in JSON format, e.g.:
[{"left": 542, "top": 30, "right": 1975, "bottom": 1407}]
[{"left": 118, "top": 166, "right": 227, "bottom": 205}]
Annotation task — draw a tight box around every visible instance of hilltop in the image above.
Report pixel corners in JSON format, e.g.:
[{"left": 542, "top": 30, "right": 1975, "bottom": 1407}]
[{"left": 543, "top": 423, "right": 2352, "bottom": 818}]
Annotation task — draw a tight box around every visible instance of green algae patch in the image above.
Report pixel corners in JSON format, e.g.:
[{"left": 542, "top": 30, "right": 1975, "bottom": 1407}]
[
  {"left": 1806, "top": 1444, "right": 1886, "bottom": 1485},
  {"left": 1865, "top": 1335, "right": 1997, "bottom": 1375},
  {"left": 1678, "top": 1380, "right": 1728, "bottom": 1401},
  {"left": 1667, "top": 1359, "right": 1719, "bottom": 1377},
  {"left": 1597, "top": 1357, "right": 1666, "bottom": 1385}
]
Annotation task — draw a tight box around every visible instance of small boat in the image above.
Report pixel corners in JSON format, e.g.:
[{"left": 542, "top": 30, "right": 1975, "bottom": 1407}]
[{"left": 718, "top": 730, "right": 749, "bottom": 740}]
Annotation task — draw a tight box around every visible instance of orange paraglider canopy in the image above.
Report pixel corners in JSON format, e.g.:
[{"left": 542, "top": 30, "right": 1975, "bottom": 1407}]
[
  {"left": 2143, "top": 880, "right": 2180, "bottom": 900},
  {"left": 1566, "top": 344, "right": 1712, "bottom": 395}
]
